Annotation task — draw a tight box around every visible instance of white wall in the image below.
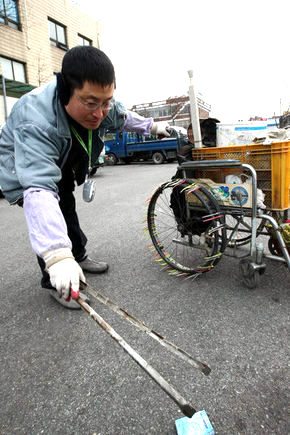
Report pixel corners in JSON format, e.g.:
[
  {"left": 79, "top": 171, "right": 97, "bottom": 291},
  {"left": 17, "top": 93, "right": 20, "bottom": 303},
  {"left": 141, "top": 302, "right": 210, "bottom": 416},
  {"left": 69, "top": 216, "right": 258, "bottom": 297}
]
[{"left": 0, "top": 96, "right": 18, "bottom": 126}]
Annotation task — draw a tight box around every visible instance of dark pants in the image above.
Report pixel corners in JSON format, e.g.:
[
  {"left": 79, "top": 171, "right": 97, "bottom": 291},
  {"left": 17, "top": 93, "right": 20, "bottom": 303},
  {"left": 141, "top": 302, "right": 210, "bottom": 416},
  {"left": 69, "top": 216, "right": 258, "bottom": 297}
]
[{"left": 37, "top": 188, "right": 87, "bottom": 289}]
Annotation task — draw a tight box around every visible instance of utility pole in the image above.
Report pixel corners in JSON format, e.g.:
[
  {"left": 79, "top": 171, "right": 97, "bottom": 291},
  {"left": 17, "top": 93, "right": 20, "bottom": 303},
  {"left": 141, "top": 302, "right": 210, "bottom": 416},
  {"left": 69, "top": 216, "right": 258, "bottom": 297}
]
[{"left": 188, "top": 70, "right": 202, "bottom": 148}]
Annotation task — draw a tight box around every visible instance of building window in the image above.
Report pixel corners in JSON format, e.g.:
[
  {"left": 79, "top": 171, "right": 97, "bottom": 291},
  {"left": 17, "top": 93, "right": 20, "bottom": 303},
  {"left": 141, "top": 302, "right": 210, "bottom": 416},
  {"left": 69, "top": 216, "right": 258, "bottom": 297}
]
[
  {"left": 0, "top": 0, "right": 20, "bottom": 29},
  {"left": 78, "top": 34, "right": 92, "bottom": 46},
  {"left": 0, "top": 56, "right": 26, "bottom": 82},
  {"left": 48, "top": 18, "right": 67, "bottom": 50}
]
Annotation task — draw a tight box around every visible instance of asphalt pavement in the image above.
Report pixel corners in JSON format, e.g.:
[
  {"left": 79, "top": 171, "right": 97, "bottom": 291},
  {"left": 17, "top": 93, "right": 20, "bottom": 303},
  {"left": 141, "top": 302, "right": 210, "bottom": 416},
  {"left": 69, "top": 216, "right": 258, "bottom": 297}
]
[{"left": 0, "top": 162, "right": 289, "bottom": 434}]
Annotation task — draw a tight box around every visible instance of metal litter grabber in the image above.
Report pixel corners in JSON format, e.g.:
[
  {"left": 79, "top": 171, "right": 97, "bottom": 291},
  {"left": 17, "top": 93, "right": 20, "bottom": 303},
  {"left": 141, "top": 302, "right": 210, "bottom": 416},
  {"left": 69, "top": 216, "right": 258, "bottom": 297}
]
[
  {"left": 83, "top": 282, "right": 210, "bottom": 376},
  {"left": 77, "top": 293, "right": 196, "bottom": 417},
  {"left": 74, "top": 282, "right": 211, "bottom": 418}
]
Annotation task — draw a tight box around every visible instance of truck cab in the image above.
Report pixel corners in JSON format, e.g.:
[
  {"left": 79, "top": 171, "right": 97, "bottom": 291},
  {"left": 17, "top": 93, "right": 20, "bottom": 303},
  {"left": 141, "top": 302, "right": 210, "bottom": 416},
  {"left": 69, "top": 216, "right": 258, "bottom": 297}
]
[{"left": 104, "top": 128, "right": 187, "bottom": 165}]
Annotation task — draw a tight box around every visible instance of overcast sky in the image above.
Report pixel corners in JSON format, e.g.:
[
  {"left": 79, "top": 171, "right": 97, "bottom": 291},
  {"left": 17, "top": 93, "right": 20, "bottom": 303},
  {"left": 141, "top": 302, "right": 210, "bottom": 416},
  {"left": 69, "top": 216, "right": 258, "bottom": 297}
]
[{"left": 78, "top": 0, "right": 289, "bottom": 122}]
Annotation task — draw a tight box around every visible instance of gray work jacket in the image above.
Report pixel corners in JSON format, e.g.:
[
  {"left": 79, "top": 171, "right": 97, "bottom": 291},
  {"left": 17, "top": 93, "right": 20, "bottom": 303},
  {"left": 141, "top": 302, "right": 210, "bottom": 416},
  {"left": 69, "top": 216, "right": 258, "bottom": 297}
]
[{"left": 0, "top": 80, "right": 126, "bottom": 204}]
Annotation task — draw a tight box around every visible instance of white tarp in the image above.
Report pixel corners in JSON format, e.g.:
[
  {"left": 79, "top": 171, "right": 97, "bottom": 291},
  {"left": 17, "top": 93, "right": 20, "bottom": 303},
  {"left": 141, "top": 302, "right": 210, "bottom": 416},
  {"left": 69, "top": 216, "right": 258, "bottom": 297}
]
[{"left": 216, "top": 121, "right": 289, "bottom": 146}]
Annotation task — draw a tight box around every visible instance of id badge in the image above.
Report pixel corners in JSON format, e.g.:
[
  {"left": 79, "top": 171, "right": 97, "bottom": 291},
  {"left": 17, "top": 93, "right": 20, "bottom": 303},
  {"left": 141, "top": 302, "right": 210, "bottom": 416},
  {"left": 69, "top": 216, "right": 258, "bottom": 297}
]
[{"left": 83, "top": 175, "right": 96, "bottom": 202}]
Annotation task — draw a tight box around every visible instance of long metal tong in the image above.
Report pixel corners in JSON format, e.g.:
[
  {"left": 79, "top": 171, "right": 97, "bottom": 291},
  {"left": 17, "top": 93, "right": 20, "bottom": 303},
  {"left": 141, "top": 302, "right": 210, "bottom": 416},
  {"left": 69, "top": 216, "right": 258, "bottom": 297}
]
[
  {"left": 76, "top": 282, "right": 211, "bottom": 417},
  {"left": 83, "top": 282, "right": 210, "bottom": 375}
]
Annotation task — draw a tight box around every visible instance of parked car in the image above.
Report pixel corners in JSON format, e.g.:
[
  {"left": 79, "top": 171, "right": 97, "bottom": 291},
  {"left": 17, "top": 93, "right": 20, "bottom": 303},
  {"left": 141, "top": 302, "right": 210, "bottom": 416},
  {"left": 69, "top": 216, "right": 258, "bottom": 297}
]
[{"left": 90, "top": 148, "right": 107, "bottom": 175}]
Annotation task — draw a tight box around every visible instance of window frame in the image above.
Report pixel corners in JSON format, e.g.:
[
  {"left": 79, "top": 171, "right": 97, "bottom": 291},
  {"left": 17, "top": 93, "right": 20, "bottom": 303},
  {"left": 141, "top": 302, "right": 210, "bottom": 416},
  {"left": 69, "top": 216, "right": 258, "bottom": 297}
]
[
  {"left": 48, "top": 17, "right": 68, "bottom": 50},
  {"left": 78, "top": 33, "right": 92, "bottom": 46},
  {"left": 0, "top": 55, "right": 27, "bottom": 82},
  {"left": 0, "top": 0, "right": 20, "bottom": 30}
]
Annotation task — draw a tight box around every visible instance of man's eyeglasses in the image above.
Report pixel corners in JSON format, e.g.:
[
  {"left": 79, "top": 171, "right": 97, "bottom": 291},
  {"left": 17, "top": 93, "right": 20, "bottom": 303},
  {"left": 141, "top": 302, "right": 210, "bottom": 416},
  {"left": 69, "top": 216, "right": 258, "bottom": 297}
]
[{"left": 75, "top": 94, "right": 113, "bottom": 112}]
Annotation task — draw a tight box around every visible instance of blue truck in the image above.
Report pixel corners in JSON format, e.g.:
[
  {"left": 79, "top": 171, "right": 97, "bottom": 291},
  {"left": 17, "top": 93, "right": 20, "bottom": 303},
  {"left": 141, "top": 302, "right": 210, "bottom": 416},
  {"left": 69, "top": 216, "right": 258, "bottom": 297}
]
[{"left": 104, "top": 127, "right": 188, "bottom": 165}]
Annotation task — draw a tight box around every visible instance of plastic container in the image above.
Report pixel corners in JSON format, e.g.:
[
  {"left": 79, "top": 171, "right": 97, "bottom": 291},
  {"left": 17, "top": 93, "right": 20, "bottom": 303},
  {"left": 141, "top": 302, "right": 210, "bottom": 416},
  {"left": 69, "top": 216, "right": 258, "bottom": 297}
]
[
  {"left": 216, "top": 121, "right": 267, "bottom": 147},
  {"left": 175, "top": 410, "right": 215, "bottom": 435},
  {"left": 191, "top": 141, "right": 290, "bottom": 210}
]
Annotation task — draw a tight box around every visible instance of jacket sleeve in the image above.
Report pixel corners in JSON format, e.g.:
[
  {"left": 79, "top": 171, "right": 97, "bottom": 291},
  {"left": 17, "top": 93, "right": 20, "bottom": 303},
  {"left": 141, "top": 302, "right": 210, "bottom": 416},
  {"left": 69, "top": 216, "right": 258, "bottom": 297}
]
[
  {"left": 99, "top": 100, "right": 155, "bottom": 137},
  {"left": 100, "top": 100, "right": 127, "bottom": 131},
  {"left": 100, "top": 100, "right": 154, "bottom": 136},
  {"left": 23, "top": 188, "right": 72, "bottom": 256},
  {"left": 123, "top": 110, "right": 153, "bottom": 135}
]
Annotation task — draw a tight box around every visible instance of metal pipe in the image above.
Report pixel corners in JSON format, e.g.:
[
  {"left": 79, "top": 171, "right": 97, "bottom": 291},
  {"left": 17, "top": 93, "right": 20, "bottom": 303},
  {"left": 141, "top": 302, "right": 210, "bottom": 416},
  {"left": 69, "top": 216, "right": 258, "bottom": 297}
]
[
  {"left": 263, "top": 254, "right": 288, "bottom": 263},
  {"left": 241, "top": 164, "right": 257, "bottom": 257},
  {"left": 1, "top": 75, "right": 8, "bottom": 121},
  {"left": 258, "top": 213, "right": 290, "bottom": 269},
  {"left": 23, "top": 0, "right": 30, "bottom": 49}
]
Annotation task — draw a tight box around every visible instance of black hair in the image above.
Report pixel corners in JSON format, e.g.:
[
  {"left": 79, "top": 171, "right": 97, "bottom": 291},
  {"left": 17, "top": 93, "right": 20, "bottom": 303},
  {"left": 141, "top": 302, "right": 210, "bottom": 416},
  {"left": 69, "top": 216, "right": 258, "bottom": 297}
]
[{"left": 58, "top": 46, "right": 116, "bottom": 104}]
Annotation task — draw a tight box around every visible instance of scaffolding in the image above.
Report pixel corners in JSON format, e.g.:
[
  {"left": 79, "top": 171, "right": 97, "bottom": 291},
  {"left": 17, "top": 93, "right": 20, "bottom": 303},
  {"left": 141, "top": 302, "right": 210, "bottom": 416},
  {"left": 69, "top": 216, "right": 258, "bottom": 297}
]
[{"left": 131, "top": 94, "right": 211, "bottom": 128}]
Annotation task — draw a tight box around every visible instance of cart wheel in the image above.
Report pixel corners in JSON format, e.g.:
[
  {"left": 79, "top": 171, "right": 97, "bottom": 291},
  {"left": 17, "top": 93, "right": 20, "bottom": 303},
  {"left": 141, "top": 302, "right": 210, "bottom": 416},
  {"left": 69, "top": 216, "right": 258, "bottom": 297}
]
[
  {"left": 239, "top": 258, "right": 260, "bottom": 289},
  {"left": 225, "top": 214, "right": 266, "bottom": 247},
  {"left": 147, "top": 180, "right": 227, "bottom": 275},
  {"left": 268, "top": 236, "right": 281, "bottom": 256}
]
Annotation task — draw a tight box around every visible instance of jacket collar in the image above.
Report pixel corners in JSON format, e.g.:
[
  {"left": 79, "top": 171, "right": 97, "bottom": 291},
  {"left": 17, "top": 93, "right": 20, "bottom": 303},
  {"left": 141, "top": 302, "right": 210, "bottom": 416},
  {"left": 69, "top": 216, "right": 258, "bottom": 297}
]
[{"left": 55, "top": 88, "right": 71, "bottom": 138}]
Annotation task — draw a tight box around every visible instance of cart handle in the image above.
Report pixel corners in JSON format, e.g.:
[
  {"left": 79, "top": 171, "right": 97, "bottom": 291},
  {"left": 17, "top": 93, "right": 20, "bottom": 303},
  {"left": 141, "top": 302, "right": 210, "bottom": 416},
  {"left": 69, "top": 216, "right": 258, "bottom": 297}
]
[{"left": 179, "top": 159, "right": 242, "bottom": 170}]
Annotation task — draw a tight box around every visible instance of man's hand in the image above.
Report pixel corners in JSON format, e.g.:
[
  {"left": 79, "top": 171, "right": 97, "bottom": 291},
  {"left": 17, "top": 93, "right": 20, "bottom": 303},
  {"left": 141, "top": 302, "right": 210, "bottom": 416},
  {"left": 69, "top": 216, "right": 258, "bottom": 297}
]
[
  {"left": 150, "top": 122, "right": 171, "bottom": 137},
  {"left": 48, "top": 258, "right": 85, "bottom": 299},
  {"left": 42, "top": 248, "right": 85, "bottom": 300}
]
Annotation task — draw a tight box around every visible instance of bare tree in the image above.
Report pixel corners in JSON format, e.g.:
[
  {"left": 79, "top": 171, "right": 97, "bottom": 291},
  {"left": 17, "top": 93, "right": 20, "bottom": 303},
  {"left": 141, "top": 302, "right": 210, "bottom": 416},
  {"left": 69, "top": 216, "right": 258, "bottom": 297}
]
[
  {"left": 34, "top": 49, "right": 51, "bottom": 86},
  {"left": 0, "top": 0, "right": 19, "bottom": 26}
]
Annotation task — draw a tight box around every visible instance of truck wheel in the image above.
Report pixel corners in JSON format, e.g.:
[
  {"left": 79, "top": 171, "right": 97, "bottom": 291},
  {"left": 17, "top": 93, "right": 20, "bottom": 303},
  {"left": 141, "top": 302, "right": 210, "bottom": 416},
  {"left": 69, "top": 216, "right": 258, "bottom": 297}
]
[
  {"left": 123, "top": 157, "right": 132, "bottom": 164},
  {"left": 107, "top": 153, "right": 118, "bottom": 165},
  {"left": 152, "top": 152, "right": 164, "bottom": 164}
]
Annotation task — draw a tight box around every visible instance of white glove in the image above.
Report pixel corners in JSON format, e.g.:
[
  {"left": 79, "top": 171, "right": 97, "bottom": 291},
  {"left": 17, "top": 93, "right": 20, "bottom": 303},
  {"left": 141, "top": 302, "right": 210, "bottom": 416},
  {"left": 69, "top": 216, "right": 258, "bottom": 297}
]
[
  {"left": 150, "top": 122, "right": 171, "bottom": 137},
  {"left": 48, "top": 258, "right": 85, "bottom": 299},
  {"left": 42, "top": 248, "right": 85, "bottom": 300}
]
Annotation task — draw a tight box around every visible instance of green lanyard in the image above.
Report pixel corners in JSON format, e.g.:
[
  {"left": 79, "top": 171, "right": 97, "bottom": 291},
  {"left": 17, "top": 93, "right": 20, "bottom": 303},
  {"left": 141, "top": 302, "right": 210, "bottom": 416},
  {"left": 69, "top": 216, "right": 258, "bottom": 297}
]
[{"left": 70, "top": 125, "right": 93, "bottom": 172}]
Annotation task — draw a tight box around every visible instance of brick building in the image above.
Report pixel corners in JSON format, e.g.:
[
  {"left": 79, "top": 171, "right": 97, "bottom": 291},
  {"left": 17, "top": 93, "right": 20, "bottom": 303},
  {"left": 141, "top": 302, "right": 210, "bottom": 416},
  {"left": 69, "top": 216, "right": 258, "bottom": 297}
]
[
  {"left": 131, "top": 95, "right": 211, "bottom": 129},
  {"left": 0, "top": 0, "right": 100, "bottom": 123}
]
